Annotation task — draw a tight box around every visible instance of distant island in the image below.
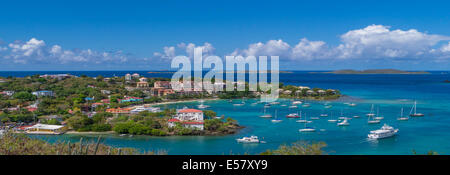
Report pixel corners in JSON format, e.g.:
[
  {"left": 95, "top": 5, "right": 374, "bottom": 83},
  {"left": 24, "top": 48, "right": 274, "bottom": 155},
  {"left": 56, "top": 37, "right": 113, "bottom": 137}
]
[{"left": 315, "top": 69, "right": 430, "bottom": 75}]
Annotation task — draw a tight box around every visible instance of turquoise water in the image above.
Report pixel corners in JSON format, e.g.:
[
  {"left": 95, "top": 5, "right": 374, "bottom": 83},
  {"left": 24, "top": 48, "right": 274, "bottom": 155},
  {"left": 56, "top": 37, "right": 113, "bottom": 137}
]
[{"left": 30, "top": 71, "right": 450, "bottom": 155}]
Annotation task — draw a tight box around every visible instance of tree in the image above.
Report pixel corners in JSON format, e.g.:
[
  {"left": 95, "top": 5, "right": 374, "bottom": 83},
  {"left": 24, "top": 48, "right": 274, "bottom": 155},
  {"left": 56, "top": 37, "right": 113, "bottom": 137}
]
[{"left": 13, "top": 91, "right": 36, "bottom": 101}]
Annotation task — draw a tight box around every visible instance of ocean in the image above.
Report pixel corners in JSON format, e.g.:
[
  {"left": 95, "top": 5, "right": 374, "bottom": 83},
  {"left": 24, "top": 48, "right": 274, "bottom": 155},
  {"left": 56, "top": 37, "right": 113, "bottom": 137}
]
[{"left": 10, "top": 71, "right": 450, "bottom": 155}]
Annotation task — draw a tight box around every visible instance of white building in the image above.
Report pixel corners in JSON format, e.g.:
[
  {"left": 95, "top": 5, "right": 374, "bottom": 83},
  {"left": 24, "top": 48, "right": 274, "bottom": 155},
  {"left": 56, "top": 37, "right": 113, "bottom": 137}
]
[
  {"left": 130, "top": 106, "right": 161, "bottom": 114},
  {"left": 168, "top": 108, "right": 204, "bottom": 130},
  {"left": 125, "top": 73, "right": 132, "bottom": 81}
]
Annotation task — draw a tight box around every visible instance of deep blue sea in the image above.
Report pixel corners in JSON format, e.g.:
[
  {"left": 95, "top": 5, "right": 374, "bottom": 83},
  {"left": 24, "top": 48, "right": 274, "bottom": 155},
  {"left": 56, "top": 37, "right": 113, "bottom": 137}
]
[{"left": 9, "top": 70, "right": 450, "bottom": 155}]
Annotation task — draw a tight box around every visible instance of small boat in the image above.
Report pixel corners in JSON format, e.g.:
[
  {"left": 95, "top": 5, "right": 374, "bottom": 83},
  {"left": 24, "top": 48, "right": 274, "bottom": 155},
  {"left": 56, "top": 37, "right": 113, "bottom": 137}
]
[
  {"left": 236, "top": 136, "right": 260, "bottom": 143},
  {"left": 368, "top": 124, "right": 399, "bottom": 139},
  {"left": 197, "top": 104, "right": 209, "bottom": 109},
  {"left": 264, "top": 103, "right": 271, "bottom": 108},
  {"left": 374, "top": 117, "right": 384, "bottom": 120},
  {"left": 296, "top": 113, "right": 310, "bottom": 123},
  {"left": 299, "top": 127, "right": 316, "bottom": 132},
  {"left": 292, "top": 101, "right": 303, "bottom": 105},
  {"left": 353, "top": 115, "right": 360, "bottom": 118},
  {"left": 288, "top": 105, "right": 298, "bottom": 109},
  {"left": 368, "top": 120, "right": 380, "bottom": 124},
  {"left": 348, "top": 103, "right": 357, "bottom": 107},
  {"left": 302, "top": 103, "right": 311, "bottom": 108},
  {"left": 409, "top": 101, "right": 425, "bottom": 117},
  {"left": 270, "top": 101, "right": 280, "bottom": 105},
  {"left": 233, "top": 103, "right": 245, "bottom": 106},
  {"left": 337, "top": 119, "right": 350, "bottom": 126},
  {"left": 310, "top": 117, "right": 320, "bottom": 120},
  {"left": 271, "top": 110, "right": 282, "bottom": 123},
  {"left": 119, "top": 134, "right": 127, "bottom": 137},
  {"left": 320, "top": 114, "right": 328, "bottom": 117},
  {"left": 280, "top": 104, "right": 287, "bottom": 107},
  {"left": 286, "top": 113, "right": 300, "bottom": 118},
  {"left": 324, "top": 105, "right": 332, "bottom": 109},
  {"left": 299, "top": 115, "right": 315, "bottom": 132},
  {"left": 397, "top": 108, "right": 409, "bottom": 121}
]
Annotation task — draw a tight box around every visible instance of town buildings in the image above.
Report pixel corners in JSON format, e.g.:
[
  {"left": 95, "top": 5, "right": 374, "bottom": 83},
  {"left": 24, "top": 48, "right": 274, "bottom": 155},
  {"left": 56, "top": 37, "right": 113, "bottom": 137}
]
[{"left": 32, "top": 90, "right": 54, "bottom": 97}]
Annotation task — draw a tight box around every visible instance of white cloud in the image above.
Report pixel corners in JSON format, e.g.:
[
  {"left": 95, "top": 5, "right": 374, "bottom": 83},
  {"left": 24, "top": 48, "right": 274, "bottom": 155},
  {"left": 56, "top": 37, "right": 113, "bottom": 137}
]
[
  {"left": 153, "top": 42, "right": 216, "bottom": 60},
  {"left": 1, "top": 38, "right": 130, "bottom": 64},
  {"left": 228, "top": 24, "right": 450, "bottom": 61}
]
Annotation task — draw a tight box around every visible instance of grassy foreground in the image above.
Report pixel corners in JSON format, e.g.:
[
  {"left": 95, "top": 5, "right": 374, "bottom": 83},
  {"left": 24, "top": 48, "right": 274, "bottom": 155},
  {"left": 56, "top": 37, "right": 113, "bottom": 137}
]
[{"left": 0, "top": 131, "right": 166, "bottom": 155}]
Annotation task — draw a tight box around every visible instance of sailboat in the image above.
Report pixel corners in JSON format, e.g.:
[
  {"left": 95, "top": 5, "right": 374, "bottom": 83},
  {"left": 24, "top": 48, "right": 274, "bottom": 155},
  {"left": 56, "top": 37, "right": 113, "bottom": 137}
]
[
  {"left": 409, "top": 101, "right": 425, "bottom": 117},
  {"left": 296, "top": 112, "right": 309, "bottom": 123},
  {"left": 286, "top": 111, "right": 300, "bottom": 118},
  {"left": 233, "top": 97, "right": 245, "bottom": 106},
  {"left": 338, "top": 109, "right": 347, "bottom": 120},
  {"left": 397, "top": 107, "right": 409, "bottom": 121},
  {"left": 366, "top": 104, "right": 376, "bottom": 117},
  {"left": 368, "top": 109, "right": 380, "bottom": 124},
  {"left": 328, "top": 112, "right": 338, "bottom": 123},
  {"left": 271, "top": 110, "right": 282, "bottom": 123},
  {"left": 260, "top": 107, "right": 272, "bottom": 118},
  {"left": 374, "top": 107, "right": 384, "bottom": 120},
  {"left": 299, "top": 114, "right": 316, "bottom": 132}
]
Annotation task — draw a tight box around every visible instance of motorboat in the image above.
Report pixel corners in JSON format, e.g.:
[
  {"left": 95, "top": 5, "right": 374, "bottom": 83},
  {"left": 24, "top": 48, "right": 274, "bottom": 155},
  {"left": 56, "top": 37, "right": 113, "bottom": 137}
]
[
  {"left": 337, "top": 119, "right": 350, "bottom": 126},
  {"left": 236, "top": 136, "right": 260, "bottom": 143},
  {"left": 368, "top": 124, "right": 398, "bottom": 139},
  {"left": 286, "top": 113, "right": 300, "bottom": 118}
]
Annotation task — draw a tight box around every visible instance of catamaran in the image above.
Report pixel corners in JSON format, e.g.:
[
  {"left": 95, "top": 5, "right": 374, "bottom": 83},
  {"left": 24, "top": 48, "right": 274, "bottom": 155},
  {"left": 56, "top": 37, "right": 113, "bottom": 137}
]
[
  {"left": 409, "top": 101, "right": 425, "bottom": 117},
  {"left": 397, "top": 107, "right": 409, "bottom": 121},
  {"left": 368, "top": 124, "right": 398, "bottom": 139},
  {"left": 271, "top": 110, "right": 282, "bottom": 123},
  {"left": 236, "top": 136, "right": 260, "bottom": 143}
]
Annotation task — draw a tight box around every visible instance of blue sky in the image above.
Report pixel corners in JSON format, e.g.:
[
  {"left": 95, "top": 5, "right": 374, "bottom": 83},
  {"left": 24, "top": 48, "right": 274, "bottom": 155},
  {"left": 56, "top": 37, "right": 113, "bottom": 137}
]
[{"left": 0, "top": 0, "right": 450, "bottom": 70}]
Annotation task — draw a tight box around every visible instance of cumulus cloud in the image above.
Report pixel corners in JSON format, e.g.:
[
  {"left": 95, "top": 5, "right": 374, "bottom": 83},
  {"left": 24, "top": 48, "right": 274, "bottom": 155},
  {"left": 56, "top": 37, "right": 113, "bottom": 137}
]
[
  {"left": 226, "top": 25, "right": 450, "bottom": 61},
  {"left": 0, "top": 38, "right": 130, "bottom": 65},
  {"left": 153, "top": 42, "right": 216, "bottom": 60}
]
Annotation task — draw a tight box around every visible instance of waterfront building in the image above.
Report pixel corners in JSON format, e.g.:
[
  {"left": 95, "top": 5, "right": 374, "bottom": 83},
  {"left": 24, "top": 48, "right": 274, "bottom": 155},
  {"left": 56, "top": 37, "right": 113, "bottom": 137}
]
[
  {"left": 154, "top": 81, "right": 171, "bottom": 89},
  {"left": 25, "top": 124, "right": 67, "bottom": 135},
  {"left": 132, "top": 73, "right": 140, "bottom": 78}
]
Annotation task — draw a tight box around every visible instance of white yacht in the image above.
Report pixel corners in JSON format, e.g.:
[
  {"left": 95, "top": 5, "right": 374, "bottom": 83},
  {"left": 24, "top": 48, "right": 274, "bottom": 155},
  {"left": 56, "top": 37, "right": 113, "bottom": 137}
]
[
  {"left": 397, "top": 108, "right": 409, "bottom": 121},
  {"left": 368, "top": 124, "right": 399, "bottom": 139},
  {"left": 236, "top": 136, "right": 260, "bottom": 143},
  {"left": 197, "top": 103, "right": 209, "bottom": 109},
  {"left": 337, "top": 119, "right": 350, "bottom": 126}
]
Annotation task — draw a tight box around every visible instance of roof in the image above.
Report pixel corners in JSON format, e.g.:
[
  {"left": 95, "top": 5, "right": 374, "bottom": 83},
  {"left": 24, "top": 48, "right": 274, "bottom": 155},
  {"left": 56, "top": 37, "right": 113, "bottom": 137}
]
[
  {"left": 29, "top": 124, "right": 64, "bottom": 130},
  {"left": 168, "top": 118, "right": 181, "bottom": 122},
  {"left": 178, "top": 109, "right": 203, "bottom": 113}
]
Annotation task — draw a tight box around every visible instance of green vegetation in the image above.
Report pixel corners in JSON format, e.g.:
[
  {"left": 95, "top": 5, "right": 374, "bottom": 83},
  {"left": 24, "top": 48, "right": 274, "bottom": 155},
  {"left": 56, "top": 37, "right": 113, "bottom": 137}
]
[
  {"left": 260, "top": 141, "right": 327, "bottom": 155},
  {"left": 0, "top": 131, "right": 166, "bottom": 155}
]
